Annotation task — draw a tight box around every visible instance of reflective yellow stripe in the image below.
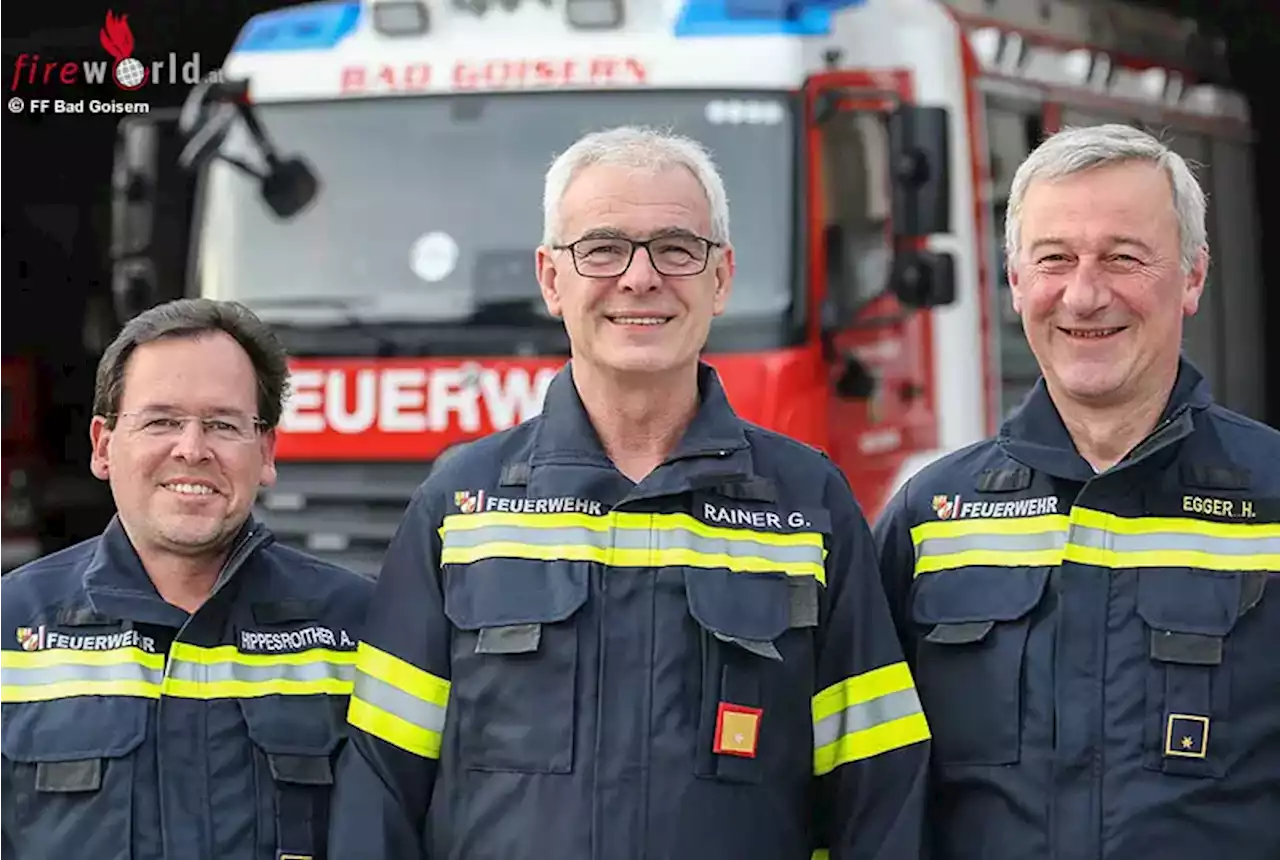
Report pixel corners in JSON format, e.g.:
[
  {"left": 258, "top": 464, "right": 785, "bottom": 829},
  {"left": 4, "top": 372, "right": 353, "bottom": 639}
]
[
  {"left": 911, "top": 514, "right": 1067, "bottom": 575},
  {"left": 1, "top": 646, "right": 164, "bottom": 702},
  {"left": 1, "top": 678, "right": 162, "bottom": 703},
  {"left": 912, "top": 507, "right": 1280, "bottom": 575},
  {"left": 348, "top": 642, "right": 450, "bottom": 760},
  {"left": 0, "top": 643, "right": 356, "bottom": 702},
  {"left": 348, "top": 695, "right": 444, "bottom": 760},
  {"left": 812, "top": 662, "right": 930, "bottom": 775},
  {"left": 1065, "top": 507, "right": 1280, "bottom": 571},
  {"left": 441, "top": 510, "right": 827, "bottom": 583},
  {"left": 163, "top": 642, "right": 355, "bottom": 699},
  {"left": 812, "top": 851, "right": 830, "bottom": 860}
]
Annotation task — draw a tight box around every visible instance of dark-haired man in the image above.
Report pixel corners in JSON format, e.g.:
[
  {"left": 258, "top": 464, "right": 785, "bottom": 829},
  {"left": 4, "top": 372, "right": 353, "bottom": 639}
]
[{"left": 1, "top": 298, "right": 373, "bottom": 860}]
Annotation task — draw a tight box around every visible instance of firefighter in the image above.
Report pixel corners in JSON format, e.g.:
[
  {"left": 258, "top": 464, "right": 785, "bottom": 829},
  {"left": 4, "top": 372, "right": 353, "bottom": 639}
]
[
  {"left": 874, "top": 123, "right": 1280, "bottom": 860},
  {"left": 1, "top": 298, "right": 373, "bottom": 860},
  {"left": 328, "top": 126, "right": 931, "bottom": 860}
]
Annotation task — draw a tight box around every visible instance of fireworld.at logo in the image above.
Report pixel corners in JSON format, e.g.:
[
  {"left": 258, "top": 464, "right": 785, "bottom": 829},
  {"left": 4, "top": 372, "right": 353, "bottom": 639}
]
[{"left": 9, "top": 9, "right": 221, "bottom": 92}]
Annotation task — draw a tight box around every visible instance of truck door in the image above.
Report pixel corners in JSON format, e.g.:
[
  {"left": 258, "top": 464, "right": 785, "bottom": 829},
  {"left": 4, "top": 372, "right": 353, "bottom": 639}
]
[
  {"left": 110, "top": 108, "right": 197, "bottom": 321},
  {"left": 804, "top": 71, "right": 956, "bottom": 519}
]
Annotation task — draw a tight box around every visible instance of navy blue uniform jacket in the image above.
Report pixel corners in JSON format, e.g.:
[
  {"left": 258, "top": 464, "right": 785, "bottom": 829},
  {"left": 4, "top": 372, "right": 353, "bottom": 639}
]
[
  {"left": 875, "top": 359, "right": 1280, "bottom": 860},
  {"left": 328, "top": 362, "right": 932, "bottom": 860},
  {"left": 1, "top": 516, "right": 373, "bottom": 860}
]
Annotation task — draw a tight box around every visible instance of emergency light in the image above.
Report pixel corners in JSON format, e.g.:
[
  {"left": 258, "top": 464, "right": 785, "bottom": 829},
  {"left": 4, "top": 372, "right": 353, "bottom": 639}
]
[
  {"left": 565, "top": 0, "right": 624, "bottom": 30},
  {"left": 675, "top": 0, "right": 865, "bottom": 37},
  {"left": 372, "top": 0, "right": 430, "bottom": 35},
  {"left": 233, "top": 1, "right": 361, "bottom": 53}
]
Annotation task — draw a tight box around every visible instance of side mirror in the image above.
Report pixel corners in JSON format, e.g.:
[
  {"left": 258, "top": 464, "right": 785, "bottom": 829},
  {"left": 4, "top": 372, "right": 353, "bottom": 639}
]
[
  {"left": 888, "top": 105, "right": 951, "bottom": 237},
  {"left": 177, "top": 77, "right": 320, "bottom": 220},
  {"left": 890, "top": 249, "right": 956, "bottom": 309},
  {"left": 261, "top": 157, "right": 319, "bottom": 219}
]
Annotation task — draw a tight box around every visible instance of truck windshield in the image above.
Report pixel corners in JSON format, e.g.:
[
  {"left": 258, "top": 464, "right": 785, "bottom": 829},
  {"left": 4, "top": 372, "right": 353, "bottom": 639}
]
[{"left": 191, "top": 90, "right": 799, "bottom": 353}]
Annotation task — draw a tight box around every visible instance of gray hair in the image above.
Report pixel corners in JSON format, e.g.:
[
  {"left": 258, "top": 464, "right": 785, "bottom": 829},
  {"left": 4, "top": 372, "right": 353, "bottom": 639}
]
[
  {"left": 541, "top": 125, "right": 731, "bottom": 246},
  {"left": 1004, "top": 123, "right": 1207, "bottom": 272}
]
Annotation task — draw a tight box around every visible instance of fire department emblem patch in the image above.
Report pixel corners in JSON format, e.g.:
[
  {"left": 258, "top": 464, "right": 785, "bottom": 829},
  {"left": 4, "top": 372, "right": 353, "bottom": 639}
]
[
  {"left": 454, "top": 490, "right": 486, "bottom": 514},
  {"left": 931, "top": 494, "right": 957, "bottom": 520},
  {"left": 16, "top": 625, "right": 45, "bottom": 651}
]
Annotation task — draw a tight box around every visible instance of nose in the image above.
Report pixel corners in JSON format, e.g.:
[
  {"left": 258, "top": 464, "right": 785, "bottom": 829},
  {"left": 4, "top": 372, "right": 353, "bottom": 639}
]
[
  {"left": 171, "top": 419, "right": 213, "bottom": 463},
  {"left": 1059, "top": 256, "right": 1112, "bottom": 316},
  {"left": 617, "top": 245, "right": 662, "bottom": 293}
]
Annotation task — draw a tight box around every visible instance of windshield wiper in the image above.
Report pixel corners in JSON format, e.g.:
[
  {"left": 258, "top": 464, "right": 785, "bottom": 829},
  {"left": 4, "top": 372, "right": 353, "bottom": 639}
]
[{"left": 246, "top": 297, "right": 403, "bottom": 356}]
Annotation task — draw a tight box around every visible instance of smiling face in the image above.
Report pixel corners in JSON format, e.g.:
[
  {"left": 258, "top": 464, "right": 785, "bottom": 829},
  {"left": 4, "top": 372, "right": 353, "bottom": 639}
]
[
  {"left": 1008, "top": 159, "right": 1207, "bottom": 410},
  {"left": 90, "top": 331, "right": 277, "bottom": 560},
  {"left": 535, "top": 163, "right": 734, "bottom": 379}
]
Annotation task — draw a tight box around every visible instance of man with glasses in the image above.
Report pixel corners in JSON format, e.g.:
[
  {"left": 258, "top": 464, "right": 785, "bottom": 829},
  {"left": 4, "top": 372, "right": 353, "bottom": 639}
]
[
  {"left": 1, "top": 298, "right": 373, "bottom": 860},
  {"left": 329, "top": 125, "right": 930, "bottom": 860}
]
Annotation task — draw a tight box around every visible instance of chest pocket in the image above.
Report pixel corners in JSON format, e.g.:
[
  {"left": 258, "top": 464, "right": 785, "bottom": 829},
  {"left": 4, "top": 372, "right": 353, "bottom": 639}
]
[
  {"left": 442, "top": 557, "right": 590, "bottom": 774},
  {"left": 1135, "top": 567, "right": 1264, "bottom": 779},
  {"left": 684, "top": 561, "right": 820, "bottom": 785},
  {"left": 2, "top": 696, "right": 149, "bottom": 860},
  {"left": 911, "top": 565, "right": 1051, "bottom": 767},
  {"left": 240, "top": 696, "right": 346, "bottom": 860}
]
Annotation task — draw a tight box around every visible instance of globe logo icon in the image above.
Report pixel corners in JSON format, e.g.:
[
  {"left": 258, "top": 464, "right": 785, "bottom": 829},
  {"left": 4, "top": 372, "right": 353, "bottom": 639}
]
[{"left": 114, "top": 57, "right": 146, "bottom": 89}]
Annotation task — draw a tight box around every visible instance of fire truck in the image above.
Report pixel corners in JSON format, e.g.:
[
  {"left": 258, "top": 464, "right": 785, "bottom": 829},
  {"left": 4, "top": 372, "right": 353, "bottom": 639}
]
[{"left": 113, "top": 0, "right": 1266, "bottom": 576}]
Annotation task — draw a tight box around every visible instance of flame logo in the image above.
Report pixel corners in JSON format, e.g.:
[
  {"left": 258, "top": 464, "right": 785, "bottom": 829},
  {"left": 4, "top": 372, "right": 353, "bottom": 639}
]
[
  {"left": 100, "top": 10, "right": 149, "bottom": 90},
  {"left": 99, "top": 11, "right": 135, "bottom": 61}
]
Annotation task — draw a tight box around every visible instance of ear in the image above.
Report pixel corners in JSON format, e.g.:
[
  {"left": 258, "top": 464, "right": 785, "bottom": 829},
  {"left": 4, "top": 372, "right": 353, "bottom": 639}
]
[
  {"left": 711, "top": 244, "right": 736, "bottom": 317},
  {"left": 536, "top": 245, "right": 565, "bottom": 318},
  {"left": 1181, "top": 245, "right": 1209, "bottom": 317},
  {"left": 1007, "top": 259, "right": 1024, "bottom": 315},
  {"left": 89, "top": 415, "right": 112, "bottom": 481},
  {"left": 259, "top": 429, "right": 279, "bottom": 488}
]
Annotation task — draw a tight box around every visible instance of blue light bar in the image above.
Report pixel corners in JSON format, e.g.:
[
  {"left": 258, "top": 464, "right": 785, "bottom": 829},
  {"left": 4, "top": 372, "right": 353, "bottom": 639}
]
[
  {"left": 234, "top": 1, "right": 362, "bottom": 53},
  {"left": 674, "top": 0, "right": 865, "bottom": 38}
]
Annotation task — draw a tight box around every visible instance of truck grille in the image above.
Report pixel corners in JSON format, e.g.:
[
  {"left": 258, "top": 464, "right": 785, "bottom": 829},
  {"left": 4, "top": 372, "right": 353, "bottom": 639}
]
[{"left": 253, "top": 461, "right": 435, "bottom": 578}]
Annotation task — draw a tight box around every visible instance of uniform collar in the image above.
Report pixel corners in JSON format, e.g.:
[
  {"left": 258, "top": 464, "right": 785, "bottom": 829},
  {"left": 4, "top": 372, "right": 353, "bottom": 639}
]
[
  {"left": 998, "top": 356, "right": 1215, "bottom": 482},
  {"left": 80, "top": 514, "right": 267, "bottom": 629},
  {"left": 529, "top": 360, "right": 748, "bottom": 467},
  {"left": 523, "top": 361, "right": 755, "bottom": 501}
]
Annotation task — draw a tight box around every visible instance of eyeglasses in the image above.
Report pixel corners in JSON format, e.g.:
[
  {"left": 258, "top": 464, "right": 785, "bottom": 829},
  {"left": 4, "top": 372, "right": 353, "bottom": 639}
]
[
  {"left": 107, "top": 412, "right": 268, "bottom": 444},
  {"left": 552, "top": 234, "right": 722, "bottom": 278}
]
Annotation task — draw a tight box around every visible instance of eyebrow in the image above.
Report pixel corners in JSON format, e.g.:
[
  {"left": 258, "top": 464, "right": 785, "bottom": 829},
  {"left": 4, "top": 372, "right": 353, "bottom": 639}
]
[
  {"left": 1029, "top": 236, "right": 1155, "bottom": 255},
  {"left": 574, "top": 226, "right": 701, "bottom": 242},
  {"left": 130, "top": 403, "right": 252, "bottom": 418}
]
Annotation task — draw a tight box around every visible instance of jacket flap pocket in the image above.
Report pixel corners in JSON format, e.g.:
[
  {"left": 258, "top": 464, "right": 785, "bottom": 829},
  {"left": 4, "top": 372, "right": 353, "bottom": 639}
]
[
  {"left": 443, "top": 558, "right": 589, "bottom": 631},
  {"left": 1135, "top": 568, "right": 1243, "bottom": 640},
  {"left": 684, "top": 567, "right": 792, "bottom": 646},
  {"left": 268, "top": 752, "right": 334, "bottom": 786},
  {"left": 911, "top": 566, "right": 1050, "bottom": 627},
  {"left": 240, "top": 696, "right": 344, "bottom": 756},
  {"left": 2, "top": 697, "right": 148, "bottom": 763}
]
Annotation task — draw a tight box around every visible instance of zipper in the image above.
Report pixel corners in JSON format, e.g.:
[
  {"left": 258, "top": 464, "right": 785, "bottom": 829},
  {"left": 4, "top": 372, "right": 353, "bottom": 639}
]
[{"left": 1106, "top": 405, "right": 1194, "bottom": 476}]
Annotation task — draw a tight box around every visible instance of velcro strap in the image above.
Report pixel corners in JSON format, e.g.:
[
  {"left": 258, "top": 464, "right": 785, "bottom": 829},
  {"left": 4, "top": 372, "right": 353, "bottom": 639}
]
[{"left": 269, "top": 754, "right": 332, "bottom": 860}]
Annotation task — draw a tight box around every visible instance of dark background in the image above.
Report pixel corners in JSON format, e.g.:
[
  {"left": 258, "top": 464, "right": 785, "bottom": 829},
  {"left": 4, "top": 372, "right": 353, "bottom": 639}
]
[{"left": 3, "top": 0, "right": 1279, "bottom": 550}]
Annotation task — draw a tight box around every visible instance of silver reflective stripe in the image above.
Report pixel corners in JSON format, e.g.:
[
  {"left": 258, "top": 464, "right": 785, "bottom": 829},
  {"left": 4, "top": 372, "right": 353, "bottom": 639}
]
[
  {"left": 166, "top": 658, "right": 355, "bottom": 685},
  {"left": 1, "top": 661, "right": 164, "bottom": 687},
  {"left": 353, "top": 670, "right": 448, "bottom": 735},
  {"left": 443, "top": 522, "right": 822, "bottom": 567},
  {"left": 915, "top": 530, "right": 1066, "bottom": 559},
  {"left": 812, "top": 687, "right": 924, "bottom": 750},
  {"left": 1069, "top": 525, "right": 1280, "bottom": 556}
]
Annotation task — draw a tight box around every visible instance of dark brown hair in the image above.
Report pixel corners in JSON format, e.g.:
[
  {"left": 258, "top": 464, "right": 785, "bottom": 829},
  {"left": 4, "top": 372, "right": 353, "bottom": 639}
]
[{"left": 93, "top": 298, "right": 290, "bottom": 429}]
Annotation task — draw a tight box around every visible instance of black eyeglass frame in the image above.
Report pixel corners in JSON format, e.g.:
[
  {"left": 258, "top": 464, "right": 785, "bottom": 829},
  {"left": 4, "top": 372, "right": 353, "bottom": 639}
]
[{"left": 551, "top": 234, "right": 725, "bottom": 278}]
